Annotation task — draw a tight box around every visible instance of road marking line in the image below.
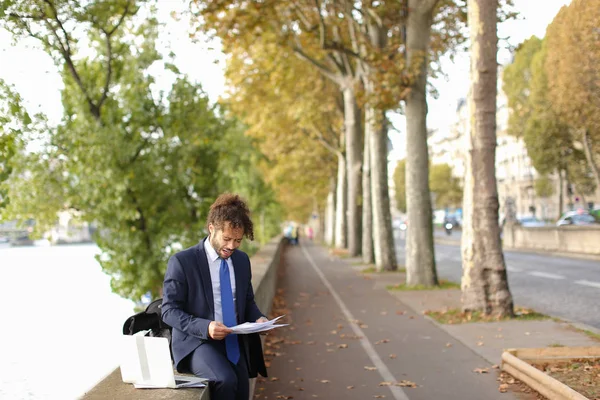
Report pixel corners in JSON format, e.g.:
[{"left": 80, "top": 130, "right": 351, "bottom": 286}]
[
  {"left": 300, "top": 245, "right": 410, "bottom": 400},
  {"left": 507, "top": 266, "right": 521, "bottom": 273},
  {"left": 574, "top": 280, "right": 600, "bottom": 289},
  {"left": 528, "top": 271, "right": 565, "bottom": 280}
]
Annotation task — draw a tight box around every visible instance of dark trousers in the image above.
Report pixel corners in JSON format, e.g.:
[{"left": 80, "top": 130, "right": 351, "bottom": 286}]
[{"left": 187, "top": 337, "right": 249, "bottom": 400}]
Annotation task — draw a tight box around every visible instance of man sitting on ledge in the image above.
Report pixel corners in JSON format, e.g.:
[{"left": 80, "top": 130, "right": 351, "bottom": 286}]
[{"left": 162, "top": 193, "right": 268, "bottom": 400}]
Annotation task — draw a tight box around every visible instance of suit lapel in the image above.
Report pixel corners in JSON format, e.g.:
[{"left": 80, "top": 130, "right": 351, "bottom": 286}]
[
  {"left": 232, "top": 251, "right": 246, "bottom": 323},
  {"left": 195, "top": 239, "right": 215, "bottom": 318}
]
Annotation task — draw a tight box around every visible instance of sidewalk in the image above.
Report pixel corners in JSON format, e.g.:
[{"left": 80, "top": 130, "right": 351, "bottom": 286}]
[{"left": 252, "top": 242, "right": 598, "bottom": 400}]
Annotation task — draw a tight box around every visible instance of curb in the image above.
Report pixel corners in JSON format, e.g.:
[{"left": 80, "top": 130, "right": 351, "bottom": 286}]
[{"left": 501, "top": 348, "right": 600, "bottom": 400}]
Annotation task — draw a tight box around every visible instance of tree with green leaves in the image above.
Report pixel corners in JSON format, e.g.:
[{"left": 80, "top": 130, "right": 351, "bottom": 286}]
[
  {"left": 545, "top": 0, "right": 600, "bottom": 190},
  {"left": 429, "top": 164, "right": 462, "bottom": 209},
  {"left": 393, "top": 161, "right": 461, "bottom": 212},
  {"left": 1, "top": 1, "right": 281, "bottom": 302},
  {"left": 461, "top": 0, "right": 514, "bottom": 317},
  {"left": 0, "top": 80, "right": 39, "bottom": 210},
  {"left": 393, "top": 159, "right": 407, "bottom": 213}
]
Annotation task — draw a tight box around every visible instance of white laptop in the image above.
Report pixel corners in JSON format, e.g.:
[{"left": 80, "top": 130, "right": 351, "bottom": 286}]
[{"left": 120, "top": 333, "right": 207, "bottom": 389}]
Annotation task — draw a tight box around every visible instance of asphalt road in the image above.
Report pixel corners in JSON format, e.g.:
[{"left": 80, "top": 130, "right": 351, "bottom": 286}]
[{"left": 394, "top": 229, "right": 600, "bottom": 330}]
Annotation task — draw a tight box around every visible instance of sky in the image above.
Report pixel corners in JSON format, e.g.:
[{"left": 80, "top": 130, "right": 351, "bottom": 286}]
[{"left": 0, "top": 0, "right": 572, "bottom": 158}]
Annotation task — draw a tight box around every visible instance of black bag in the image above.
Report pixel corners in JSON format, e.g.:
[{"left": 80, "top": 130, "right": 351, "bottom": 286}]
[{"left": 122, "top": 298, "right": 172, "bottom": 345}]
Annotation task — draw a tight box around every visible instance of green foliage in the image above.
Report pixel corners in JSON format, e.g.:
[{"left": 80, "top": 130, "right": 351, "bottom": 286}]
[
  {"left": 0, "top": 80, "right": 35, "bottom": 210},
  {"left": 1, "top": 1, "right": 281, "bottom": 302},
  {"left": 502, "top": 36, "right": 542, "bottom": 138},
  {"left": 393, "top": 160, "right": 461, "bottom": 212},
  {"left": 429, "top": 163, "right": 463, "bottom": 209},
  {"left": 392, "top": 159, "right": 406, "bottom": 213},
  {"left": 534, "top": 176, "right": 554, "bottom": 198}
]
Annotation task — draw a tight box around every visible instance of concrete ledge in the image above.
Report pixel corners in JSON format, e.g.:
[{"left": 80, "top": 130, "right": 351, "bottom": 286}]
[
  {"left": 501, "top": 347, "right": 600, "bottom": 400},
  {"left": 81, "top": 236, "right": 286, "bottom": 400}
]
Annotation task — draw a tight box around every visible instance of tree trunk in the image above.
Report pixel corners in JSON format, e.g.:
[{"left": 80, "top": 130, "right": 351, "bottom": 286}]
[
  {"left": 405, "top": 0, "right": 438, "bottom": 286},
  {"left": 369, "top": 108, "right": 397, "bottom": 271},
  {"left": 365, "top": 20, "right": 397, "bottom": 271},
  {"left": 362, "top": 117, "right": 374, "bottom": 264},
  {"left": 565, "top": 169, "right": 573, "bottom": 209},
  {"left": 335, "top": 151, "right": 348, "bottom": 249},
  {"left": 582, "top": 129, "right": 600, "bottom": 190},
  {"left": 557, "top": 168, "right": 564, "bottom": 220},
  {"left": 461, "top": 0, "right": 513, "bottom": 317},
  {"left": 342, "top": 86, "right": 363, "bottom": 256},
  {"left": 325, "top": 176, "right": 336, "bottom": 246}
]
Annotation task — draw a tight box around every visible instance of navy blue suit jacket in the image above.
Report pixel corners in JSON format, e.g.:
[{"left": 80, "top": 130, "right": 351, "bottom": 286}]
[{"left": 161, "top": 239, "right": 265, "bottom": 373}]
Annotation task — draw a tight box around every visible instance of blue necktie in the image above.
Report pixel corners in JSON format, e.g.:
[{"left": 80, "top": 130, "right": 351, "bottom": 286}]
[{"left": 220, "top": 258, "right": 240, "bottom": 365}]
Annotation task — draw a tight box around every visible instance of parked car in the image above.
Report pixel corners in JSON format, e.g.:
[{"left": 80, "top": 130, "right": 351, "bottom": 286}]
[
  {"left": 517, "top": 216, "right": 548, "bottom": 227},
  {"left": 556, "top": 211, "right": 600, "bottom": 227}
]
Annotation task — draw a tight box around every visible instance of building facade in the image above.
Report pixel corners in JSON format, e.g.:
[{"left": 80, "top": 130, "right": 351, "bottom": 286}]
[{"left": 427, "top": 70, "right": 599, "bottom": 222}]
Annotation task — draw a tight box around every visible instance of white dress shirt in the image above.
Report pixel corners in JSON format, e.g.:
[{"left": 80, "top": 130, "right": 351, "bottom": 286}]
[{"left": 204, "top": 238, "right": 237, "bottom": 323}]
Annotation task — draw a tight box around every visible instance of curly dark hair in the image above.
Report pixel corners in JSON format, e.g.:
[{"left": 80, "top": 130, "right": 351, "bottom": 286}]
[{"left": 207, "top": 193, "right": 254, "bottom": 240}]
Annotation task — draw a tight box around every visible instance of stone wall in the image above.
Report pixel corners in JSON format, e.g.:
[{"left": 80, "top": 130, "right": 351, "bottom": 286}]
[{"left": 503, "top": 225, "right": 600, "bottom": 256}]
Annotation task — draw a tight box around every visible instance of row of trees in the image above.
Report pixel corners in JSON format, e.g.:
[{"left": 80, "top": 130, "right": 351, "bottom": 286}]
[
  {"left": 0, "top": 0, "right": 283, "bottom": 302},
  {"left": 503, "top": 0, "right": 600, "bottom": 216},
  {"left": 195, "top": 0, "right": 515, "bottom": 315},
  {"left": 1, "top": 0, "right": 517, "bottom": 317}
]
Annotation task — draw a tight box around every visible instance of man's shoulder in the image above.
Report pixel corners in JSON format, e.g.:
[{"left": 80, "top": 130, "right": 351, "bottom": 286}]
[
  {"left": 171, "top": 243, "right": 202, "bottom": 264},
  {"left": 233, "top": 249, "right": 250, "bottom": 263}
]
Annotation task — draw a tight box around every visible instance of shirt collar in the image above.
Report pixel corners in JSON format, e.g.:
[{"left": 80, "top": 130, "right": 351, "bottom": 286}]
[{"left": 204, "top": 237, "right": 220, "bottom": 263}]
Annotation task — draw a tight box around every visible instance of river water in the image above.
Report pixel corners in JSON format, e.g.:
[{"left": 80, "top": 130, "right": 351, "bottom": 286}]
[{"left": 0, "top": 242, "right": 135, "bottom": 400}]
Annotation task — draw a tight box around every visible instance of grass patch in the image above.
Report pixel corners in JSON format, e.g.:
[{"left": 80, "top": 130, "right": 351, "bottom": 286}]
[
  {"left": 580, "top": 329, "right": 600, "bottom": 342},
  {"left": 387, "top": 279, "right": 460, "bottom": 291},
  {"left": 548, "top": 343, "right": 565, "bottom": 348},
  {"left": 362, "top": 266, "right": 406, "bottom": 274},
  {"left": 424, "top": 307, "right": 550, "bottom": 324}
]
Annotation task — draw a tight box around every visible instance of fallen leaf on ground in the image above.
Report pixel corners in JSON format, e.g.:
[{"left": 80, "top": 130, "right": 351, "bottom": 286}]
[
  {"left": 364, "top": 366, "right": 378, "bottom": 371},
  {"left": 379, "top": 382, "right": 393, "bottom": 386},
  {"left": 270, "top": 377, "right": 280, "bottom": 381},
  {"left": 389, "top": 354, "right": 397, "bottom": 359},
  {"left": 473, "top": 368, "right": 489, "bottom": 374},
  {"left": 325, "top": 342, "right": 334, "bottom": 346},
  {"left": 375, "top": 339, "right": 390, "bottom": 345},
  {"left": 306, "top": 341, "right": 315, "bottom": 345},
  {"left": 276, "top": 396, "right": 293, "bottom": 399},
  {"left": 338, "top": 344, "right": 348, "bottom": 348},
  {"left": 477, "top": 341, "right": 484, "bottom": 346},
  {"left": 320, "top": 380, "right": 330, "bottom": 384},
  {"left": 380, "top": 311, "right": 388, "bottom": 315},
  {"left": 374, "top": 395, "right": 386, "bottom": 398},
  {"left": 491, "top": 364, "right": 499, "bottom": 369},
  {"left": 498, "top": 384, "right": 509, "bottom": 393},
  {"left": 330, "top": 330, "right": 338, "bottom": 335},
  {"left": 347, "top": 386, "right": 355, "bottom": 389},
  {"left": 396, "top": 311, "right": 406, "bottom": 315},
  {"left": 396, "top": 380, "right": 417, "bottom": 388}
]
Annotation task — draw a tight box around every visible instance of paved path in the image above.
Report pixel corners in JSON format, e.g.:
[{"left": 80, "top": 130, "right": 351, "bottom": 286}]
[{"left": 255, "top": 242, "right": 514, "bottom": 400}]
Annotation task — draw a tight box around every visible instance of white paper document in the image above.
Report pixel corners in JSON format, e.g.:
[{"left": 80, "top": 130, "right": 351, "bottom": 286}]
[{"left": 230, "top": 315, "right": 288, "bottom": 334}]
